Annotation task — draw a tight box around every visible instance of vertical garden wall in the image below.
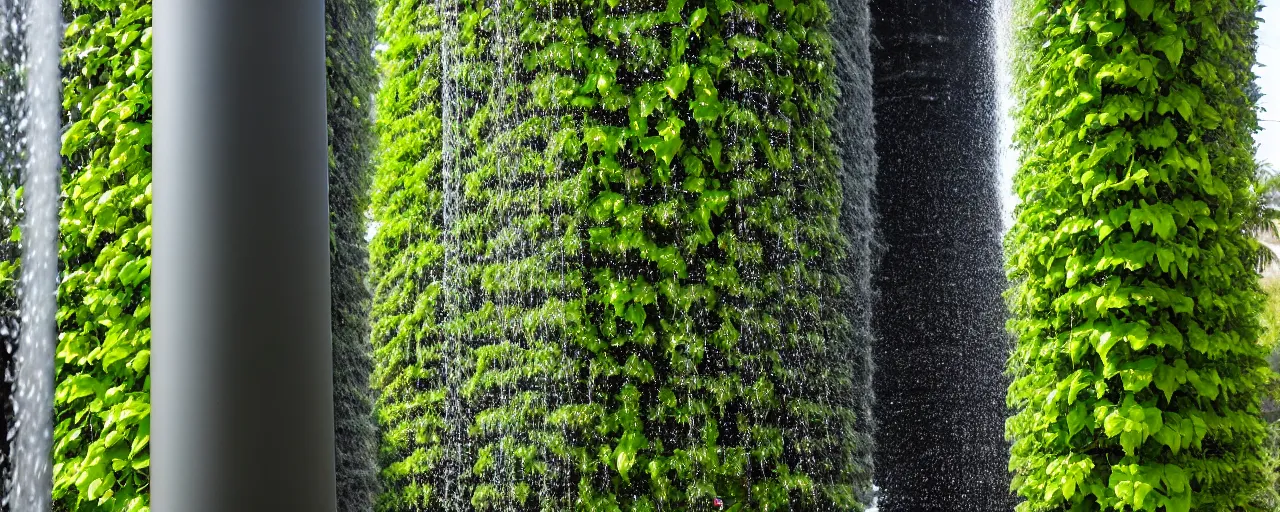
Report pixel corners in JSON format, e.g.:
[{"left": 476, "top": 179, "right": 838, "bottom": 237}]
[
  {"left": 369, "top": 0, "right": 878, "bottom": 508},
  {"left": 369, "top": 0, "right": 448, "bottom": 507},
  {"left": 868, "top": 1, "right": 1014, "bottom": 509},
  {"left": 440, "top": 0, "right": 578, "bottom": 507},
  {"left": 55, "top": 0, "right": 153, "bottom": 509},
  {"left": 1006, "top": 0, "right": 1272, "bottom": 510},
  {"left": 328, "top": 0, "right": 380, "bottom": 508}
]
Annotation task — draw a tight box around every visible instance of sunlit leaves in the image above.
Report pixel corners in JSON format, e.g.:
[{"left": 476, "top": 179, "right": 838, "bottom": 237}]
[
  {"left": 689, "top": 67, "right": 724, "bottom": 123},
  {"left": 1006, "top": 0, "right": 1271, "bottom": 510},
  {"left": 54, "top": 0, "right": 154, "bottom": 510},
  {"left": 368, "top": 0, "right": 450, "bottom": 508},
  {"left": 1128, "top": 0, "right": 1154, "bottom": 20},
  {"left": 664, "top": 63, "right": 691, "bottom": 99}
]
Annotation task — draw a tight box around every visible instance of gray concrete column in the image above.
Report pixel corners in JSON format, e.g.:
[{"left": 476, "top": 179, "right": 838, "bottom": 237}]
[{"left": 152, "top": 0, "right": 335, "bottom": 510}]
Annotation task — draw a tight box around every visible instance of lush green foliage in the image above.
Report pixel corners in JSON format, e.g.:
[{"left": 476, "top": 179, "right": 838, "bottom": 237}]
[
  {"left": 54, "top": 0, "right": 153, "bottom": 510},
  {"left": 440, "top": 0, "right": 579, "bottom": 507},
  {"left": 554, "top": 0, "right": 863, "bottom": 507},
  {"left": 371, "top": 0, "right": 868, "bottom": 508},
  {"left": 1006, "top": 0, "right": 1273, "bottom": 510},
  {"left": 328, "top": 0, "right": 381, "bottom": 508},
  {"left": 369, "top": 0, "right": 449, "bottom": 507}
]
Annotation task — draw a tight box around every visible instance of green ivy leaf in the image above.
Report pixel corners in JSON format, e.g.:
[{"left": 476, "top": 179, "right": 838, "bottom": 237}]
[
  {"left": 1128, "top": 0, "right": 1154, "bottom": 20},
  {"left": 1151, "top": 34, "right": 1184, "bottom": 67},
  {"left": 689, "top": 7, "right": 708, "bottom": 33},
  {"left": 614, "top": 430, "right": 648, "bottom": 480},
  {"left": 663, "top": 63, "right": 690, "bottom": 99}
]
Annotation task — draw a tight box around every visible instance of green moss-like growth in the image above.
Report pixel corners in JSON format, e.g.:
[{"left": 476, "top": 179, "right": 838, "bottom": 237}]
[
  {"left": 1006, "top": 1, "right": 1272, "bottom": 510},
  {"left": 55, "top": 1, "right": 153, "bottom": 510},
  {"left": 557, "top": 0, "right": 863, "bottom": 508},
  {"left": 442, "top": 0, "right": 582, "bottom": 508},
  {"left": 371, "top": 0, "right": 870, "bottom": 508},
  {"left": 369, "top": 0, "right": 450, "bottom": 508},
  {"left": 328, "top": 0, "right": 381, "bottom": 508}
]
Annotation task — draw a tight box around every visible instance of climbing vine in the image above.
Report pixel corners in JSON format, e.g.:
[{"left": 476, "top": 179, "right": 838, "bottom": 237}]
[
  {"left": 54, "top": 0, "right": 153, "bottom": 510},
  {"left": 1006, "top": 0, "right": 1272, "bottom": 510}
]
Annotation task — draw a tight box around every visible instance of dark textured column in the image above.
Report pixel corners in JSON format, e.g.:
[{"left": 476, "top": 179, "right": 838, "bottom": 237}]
[
  {"left": 325, "top": 0, "right": 378, "bottom": 509},
  {"left": 152, "top": 0, "right": 335, "bottom": 510},
  {"left": 869, "top": 1, "right": 1014, "bottom": 510}
]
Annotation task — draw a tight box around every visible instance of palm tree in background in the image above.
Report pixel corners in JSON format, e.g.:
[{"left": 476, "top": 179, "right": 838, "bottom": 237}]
[{"left": 1250, "top": 159, "right": 1280, "bottom": 270}]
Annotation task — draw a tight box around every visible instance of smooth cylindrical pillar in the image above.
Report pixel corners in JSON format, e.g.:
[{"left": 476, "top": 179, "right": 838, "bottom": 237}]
[{"left": 152, "top": 0, "right": 335, "bottom": 510}]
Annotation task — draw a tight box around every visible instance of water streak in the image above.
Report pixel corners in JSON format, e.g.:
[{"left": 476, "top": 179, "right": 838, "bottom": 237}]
[
  {"left": 993, "top": 0, "right": 1018, "bottom": 231},
  {"left": 12, "top": 0, "right": 59, "bottom": 509}
]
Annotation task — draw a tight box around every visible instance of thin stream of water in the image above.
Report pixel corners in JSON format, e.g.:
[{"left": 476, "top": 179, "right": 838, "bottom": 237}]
[
  {"left": 993, "top": 0, "right": 1018, "bottom": 232},
  {"left": 12, "top": 0, "right": 58, "bottom": 509}
]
